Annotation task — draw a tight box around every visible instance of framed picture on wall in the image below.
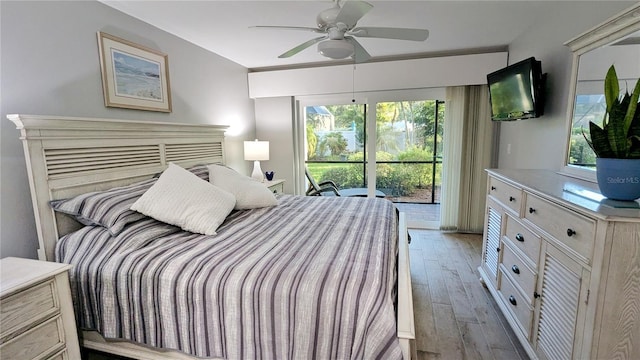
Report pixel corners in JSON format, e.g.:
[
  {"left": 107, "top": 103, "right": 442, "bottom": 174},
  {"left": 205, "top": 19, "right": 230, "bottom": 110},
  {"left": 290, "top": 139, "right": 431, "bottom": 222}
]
[{"left": 97, "top": 32, "right": 172, "bottom": 112}]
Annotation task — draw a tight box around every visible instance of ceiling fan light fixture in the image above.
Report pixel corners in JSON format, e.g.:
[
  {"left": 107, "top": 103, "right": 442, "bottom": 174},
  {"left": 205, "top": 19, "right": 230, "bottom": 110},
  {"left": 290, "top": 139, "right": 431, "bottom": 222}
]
[{"left": 317, "top": 40, "right": 354, "bottom": 59}]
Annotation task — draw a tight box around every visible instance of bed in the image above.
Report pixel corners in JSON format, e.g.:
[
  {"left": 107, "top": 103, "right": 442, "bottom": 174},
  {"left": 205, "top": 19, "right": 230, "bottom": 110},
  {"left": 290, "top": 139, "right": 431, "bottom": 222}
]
[{"left": 7, "top": 114, "right": 415, "bottom": 360}]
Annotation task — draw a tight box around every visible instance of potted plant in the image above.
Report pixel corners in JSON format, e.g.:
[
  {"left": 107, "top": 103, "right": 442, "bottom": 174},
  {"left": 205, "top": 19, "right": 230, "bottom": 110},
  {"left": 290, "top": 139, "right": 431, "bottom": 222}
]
[{"left": 583, "top": 65, "right": 640, "bottom": 201}]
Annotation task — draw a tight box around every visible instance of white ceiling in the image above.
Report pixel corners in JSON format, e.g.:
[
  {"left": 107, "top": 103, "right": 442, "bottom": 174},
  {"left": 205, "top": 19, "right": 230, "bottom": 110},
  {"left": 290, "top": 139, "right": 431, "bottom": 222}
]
[{"left": 100, "top": 1, "right": 635, "bottom": 70}]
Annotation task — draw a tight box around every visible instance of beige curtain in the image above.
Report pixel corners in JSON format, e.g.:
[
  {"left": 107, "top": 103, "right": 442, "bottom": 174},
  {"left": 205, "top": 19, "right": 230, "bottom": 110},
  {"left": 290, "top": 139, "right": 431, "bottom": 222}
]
[
  {"left": 440, "top": 87, "right": 465, "bottom": 231},
  {"left": 440, "top": 85, "right": 496, "bottom": 232}
]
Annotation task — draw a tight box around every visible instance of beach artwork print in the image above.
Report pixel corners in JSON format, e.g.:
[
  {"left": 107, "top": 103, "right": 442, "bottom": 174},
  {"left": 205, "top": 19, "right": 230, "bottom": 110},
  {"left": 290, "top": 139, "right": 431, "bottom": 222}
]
[
  {"left": 111, "top": 50, "right": 163, "bottom": 101},
  {"left": 98, "top": 32, "right": 171, "bottom": 112}
]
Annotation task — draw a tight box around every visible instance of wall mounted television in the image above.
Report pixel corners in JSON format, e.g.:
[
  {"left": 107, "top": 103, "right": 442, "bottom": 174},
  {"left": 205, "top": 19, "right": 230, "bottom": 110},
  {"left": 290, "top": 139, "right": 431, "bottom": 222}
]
[{"left": 487, "top": 57, "right": 546, "bottom": 121}]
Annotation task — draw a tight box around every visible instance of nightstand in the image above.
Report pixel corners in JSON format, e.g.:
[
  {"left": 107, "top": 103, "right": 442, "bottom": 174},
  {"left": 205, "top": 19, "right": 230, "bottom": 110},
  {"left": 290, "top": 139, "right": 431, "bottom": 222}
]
[
  {"left": 0, "top": 257, "right": 81, "bottom": 359},
  {"left": 265, "top": 179, "right": 285, "bottom": 194}
]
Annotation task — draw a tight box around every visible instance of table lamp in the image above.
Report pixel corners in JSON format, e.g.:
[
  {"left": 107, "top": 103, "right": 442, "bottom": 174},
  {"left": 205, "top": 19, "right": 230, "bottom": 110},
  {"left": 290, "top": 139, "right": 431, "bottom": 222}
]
[{"left": 244, "top": 139, "right": 269, "bottom": 181}]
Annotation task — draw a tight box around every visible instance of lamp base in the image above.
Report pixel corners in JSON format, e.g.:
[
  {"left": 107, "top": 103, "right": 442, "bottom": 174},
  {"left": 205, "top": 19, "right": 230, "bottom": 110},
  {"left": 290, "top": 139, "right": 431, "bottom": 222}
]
[{"left": 251, "top": 160, "right": 263, "bottom": 182}]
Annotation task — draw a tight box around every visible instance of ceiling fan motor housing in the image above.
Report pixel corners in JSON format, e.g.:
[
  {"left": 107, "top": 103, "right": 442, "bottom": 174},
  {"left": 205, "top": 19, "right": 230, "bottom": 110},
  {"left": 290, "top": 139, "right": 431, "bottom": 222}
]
[{"left": 316, "top": 4, "right": 341, "bottom": 29}]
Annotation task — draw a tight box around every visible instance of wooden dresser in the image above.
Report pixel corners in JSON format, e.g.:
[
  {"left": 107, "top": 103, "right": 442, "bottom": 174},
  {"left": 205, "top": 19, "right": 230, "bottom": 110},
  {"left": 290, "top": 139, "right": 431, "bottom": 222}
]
[
  {"left": 0, "top": 257, "right": 81, "bottom": 359},
  {"left": 478, "top": 169, "right": 640, "bottom": 360}
]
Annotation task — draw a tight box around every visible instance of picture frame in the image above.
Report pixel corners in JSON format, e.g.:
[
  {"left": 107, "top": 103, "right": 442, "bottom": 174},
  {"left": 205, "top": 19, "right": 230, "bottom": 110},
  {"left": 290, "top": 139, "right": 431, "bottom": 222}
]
[{"left": 97, "top": 32, "right": 172, "bottom": 112}]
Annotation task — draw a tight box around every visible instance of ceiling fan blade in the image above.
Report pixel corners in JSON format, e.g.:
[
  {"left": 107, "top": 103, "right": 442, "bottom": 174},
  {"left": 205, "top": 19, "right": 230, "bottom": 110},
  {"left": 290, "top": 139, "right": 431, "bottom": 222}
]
[
  {"left": 335, "top": 0, "right": 373, "bottom": 28},
  {"left": 278, "top": 36, "right": 328, "bottom": 58},
  {"left": 345, "top": 37, "right": 371, "bottom": 63},
  {"left": 350, "top": 27, "right": 429, "bottom": 41},
  {"left": 251, "top": 25, "right": 325, "bottom": 34}
]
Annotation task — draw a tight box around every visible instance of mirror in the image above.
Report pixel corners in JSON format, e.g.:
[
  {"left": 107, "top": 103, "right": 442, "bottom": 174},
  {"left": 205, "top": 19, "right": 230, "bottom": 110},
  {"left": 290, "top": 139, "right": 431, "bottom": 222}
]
[{"left": 563, "top": 4, "right": 640, "bottom": 180}]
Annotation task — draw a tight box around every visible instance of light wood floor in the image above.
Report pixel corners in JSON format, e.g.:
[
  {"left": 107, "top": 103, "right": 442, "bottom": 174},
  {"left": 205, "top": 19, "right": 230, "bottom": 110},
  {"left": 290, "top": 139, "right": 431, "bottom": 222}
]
[
  {"left": 409, "top": 229, "right": 529, "bottom": 360},
  {"left": 86, "top": 229, "right": 528, "bottom": 360}
]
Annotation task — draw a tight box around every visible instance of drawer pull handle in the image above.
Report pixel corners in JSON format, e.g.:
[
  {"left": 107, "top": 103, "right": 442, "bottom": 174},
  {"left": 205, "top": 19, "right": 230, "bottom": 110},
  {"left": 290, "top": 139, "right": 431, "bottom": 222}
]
[
  {"left": 529, "top": 207, "right": 536, "bottom": 214},
  {"left": 512, "top": 265, "right": 520, "bottom": 274},
  {"left": 491, "top": 186, "right": 496, "bottom": 191},
  {"left": 567, "top": 228, "right": 576, "bottom": 237},
  {"left": 509, "top": 295, "right": 517, "bottom": 306},
  {"left": 515, "top": 233, "right": 524, "bottom": 242},
  {"left": 534, "top": 291, "right": 541, "bottom": 299},
  {"left": 509, "top": 196, "right": 516, "bottom": 202},
  {"left": 496, "top": 247, "right": 501, "bottom": 252}
]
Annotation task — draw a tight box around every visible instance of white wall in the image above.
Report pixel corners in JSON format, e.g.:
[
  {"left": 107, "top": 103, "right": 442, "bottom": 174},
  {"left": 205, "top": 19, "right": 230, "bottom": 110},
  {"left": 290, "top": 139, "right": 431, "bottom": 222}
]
[
  {"left": 255, "top": 97, "right": 297, "bottom": 194},
  {"left": 497, "top": 2, "right": 634, "bottom": 170},
  {"left": 0, "top": 1, "right": 256, "bottom": 259}
]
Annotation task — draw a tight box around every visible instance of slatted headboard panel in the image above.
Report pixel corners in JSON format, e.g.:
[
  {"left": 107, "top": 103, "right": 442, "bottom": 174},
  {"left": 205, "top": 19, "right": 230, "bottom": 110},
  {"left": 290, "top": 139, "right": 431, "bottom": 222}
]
[
  {"left": 44, "top": 145, "right": 162, "bottom": 176},
  {"left": 8, "top": 114, "right": 228, "bottom": 261}
]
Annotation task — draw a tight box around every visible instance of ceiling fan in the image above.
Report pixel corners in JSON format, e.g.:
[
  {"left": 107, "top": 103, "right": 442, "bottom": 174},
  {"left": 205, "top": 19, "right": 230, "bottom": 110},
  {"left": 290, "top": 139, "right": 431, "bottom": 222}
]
[{"left": 251, "top": 0, "right": 429, "bottom": 63}]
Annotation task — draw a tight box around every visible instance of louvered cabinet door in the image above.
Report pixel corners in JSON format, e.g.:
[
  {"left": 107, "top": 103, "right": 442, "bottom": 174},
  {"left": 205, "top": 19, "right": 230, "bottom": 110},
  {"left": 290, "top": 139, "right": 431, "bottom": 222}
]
[
  {"left": 481, "top": 199, "right": 503, "bottom": 288},
  {"left": 534, "top": 242, "right": 590, "bottom": 360}
]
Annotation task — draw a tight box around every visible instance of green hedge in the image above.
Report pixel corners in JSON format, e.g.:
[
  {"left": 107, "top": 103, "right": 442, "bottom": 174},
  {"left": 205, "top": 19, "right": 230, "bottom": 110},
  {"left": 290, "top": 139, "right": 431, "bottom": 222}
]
[{"left": 309, "top": 148, "right": 440, "bottom": 197}]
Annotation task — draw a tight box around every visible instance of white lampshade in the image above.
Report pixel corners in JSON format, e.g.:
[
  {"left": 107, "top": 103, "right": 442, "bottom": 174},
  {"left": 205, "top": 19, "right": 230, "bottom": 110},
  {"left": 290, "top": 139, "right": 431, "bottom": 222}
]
[
  {"left": 244, "top": 140, "right": 269, "bottom": 161},
  {"left": 244, "top": 140, "right": 269, "bottom": 181}
]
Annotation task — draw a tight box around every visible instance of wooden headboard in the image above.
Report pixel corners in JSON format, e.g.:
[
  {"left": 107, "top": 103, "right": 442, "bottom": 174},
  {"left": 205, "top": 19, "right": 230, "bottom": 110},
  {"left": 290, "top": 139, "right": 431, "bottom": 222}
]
[{"left": 7, "top": 114, "right": 228, "bottom": 261}]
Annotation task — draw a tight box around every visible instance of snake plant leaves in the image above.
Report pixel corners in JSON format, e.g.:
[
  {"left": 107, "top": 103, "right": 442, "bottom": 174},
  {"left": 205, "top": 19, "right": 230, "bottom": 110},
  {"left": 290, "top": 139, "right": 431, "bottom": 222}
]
[
  {"left": 584, "top": 65, "right": 640, "bottom": 159},
  {"left": 588, "top": 120, "right": 613, "bottom": 157},
  {"left": 604, "top": 65, "right": 619, "bottom": 114},
  {"left": 630, "top": 100, "right": 640, "bottom": 158}
]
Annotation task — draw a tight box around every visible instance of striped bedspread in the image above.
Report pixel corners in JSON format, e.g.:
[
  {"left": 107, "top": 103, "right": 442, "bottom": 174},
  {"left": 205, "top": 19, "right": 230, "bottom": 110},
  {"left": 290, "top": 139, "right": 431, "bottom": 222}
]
[{"left": 57, "top": 195, "right": 401, "bottom": 359}]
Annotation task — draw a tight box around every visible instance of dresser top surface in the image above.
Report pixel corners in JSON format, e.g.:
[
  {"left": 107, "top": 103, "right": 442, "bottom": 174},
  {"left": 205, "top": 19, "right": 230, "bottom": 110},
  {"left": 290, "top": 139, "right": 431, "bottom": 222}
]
[
  {"left": 0, "top": 257, "right": 71, "bottom": 296},
  {"left": 487, "top": 169, "right": 640, "bottom": 221}
]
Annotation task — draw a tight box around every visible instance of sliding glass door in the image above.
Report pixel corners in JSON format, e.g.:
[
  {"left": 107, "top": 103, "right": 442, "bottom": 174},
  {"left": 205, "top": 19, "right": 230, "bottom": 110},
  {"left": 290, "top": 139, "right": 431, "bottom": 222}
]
[
  {"left": 374, "top": 100, "right": 444, "bottom": 204},
  {"left": 304, "top": 103, "right": 369, "bottom": 192},
  {"left": 302, "top": 98, "right": 444, "bottom": 205}
]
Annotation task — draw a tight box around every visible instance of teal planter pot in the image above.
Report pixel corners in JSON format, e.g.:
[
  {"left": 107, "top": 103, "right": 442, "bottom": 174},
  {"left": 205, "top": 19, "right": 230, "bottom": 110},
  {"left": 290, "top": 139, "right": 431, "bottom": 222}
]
[{"left": 596, "top": 158, "right": 640, "bottom": 201}]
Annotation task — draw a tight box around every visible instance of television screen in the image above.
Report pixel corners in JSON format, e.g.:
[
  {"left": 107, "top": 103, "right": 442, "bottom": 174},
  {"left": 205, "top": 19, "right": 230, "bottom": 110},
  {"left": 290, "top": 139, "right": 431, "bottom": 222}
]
[{"left": 487, "top": 57, "right": 545, "bottom": 121}]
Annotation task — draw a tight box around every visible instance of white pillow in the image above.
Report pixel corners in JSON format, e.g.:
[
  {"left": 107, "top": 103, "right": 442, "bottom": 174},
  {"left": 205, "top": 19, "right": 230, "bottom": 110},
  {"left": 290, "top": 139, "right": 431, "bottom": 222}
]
[
  {"left": 208, "top": 164, "right": 277, "bottom": 210},
  {"left": 131, "top": 163, "right": 236, "bottom": 235}
]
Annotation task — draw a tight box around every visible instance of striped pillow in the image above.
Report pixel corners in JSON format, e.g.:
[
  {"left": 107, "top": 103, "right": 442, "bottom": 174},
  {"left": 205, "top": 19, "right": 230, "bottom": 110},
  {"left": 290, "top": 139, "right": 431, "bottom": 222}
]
[
  {"left": 50, "top": 165, "right": 212, "bottom": 235},
  {"left": 50, "top": 178, "right": 155, "bottom": 235},
  {"left": 184, "top": 164, "right": 210, "bottom": 181}
]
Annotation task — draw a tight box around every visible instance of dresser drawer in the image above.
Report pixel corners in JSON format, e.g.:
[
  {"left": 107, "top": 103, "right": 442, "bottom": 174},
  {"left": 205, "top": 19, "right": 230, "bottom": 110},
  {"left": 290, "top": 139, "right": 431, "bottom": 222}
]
[
  {"left": 0, "top": 315, "right": 64, "bottom": 359},
  {"left": 489, "top": 177, "right": 522, "bottom": 214},
  {"left": 524, "top": 194, "right": 595, "bottom": 263},
  {"left": 0, "top": 279, "right": 58, "bottom": 340},
  {"left": 500, "top": 242, "right": 537, "bottom": 305},
  {"left": 0, "top": 258, "right": 80, "bottom": 359},
  {"left": 504, "top": 215, "right": 541, "bottom": 267},
  {"left": 498, "top": 269, "right": 534, "bottom": 340}
]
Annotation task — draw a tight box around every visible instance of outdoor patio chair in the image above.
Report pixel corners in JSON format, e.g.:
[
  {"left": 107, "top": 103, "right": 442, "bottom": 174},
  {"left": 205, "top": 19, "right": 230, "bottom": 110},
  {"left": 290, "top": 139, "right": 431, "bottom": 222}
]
[{"left": 305, "top": 168, "right": 386, "bottom": 198}]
